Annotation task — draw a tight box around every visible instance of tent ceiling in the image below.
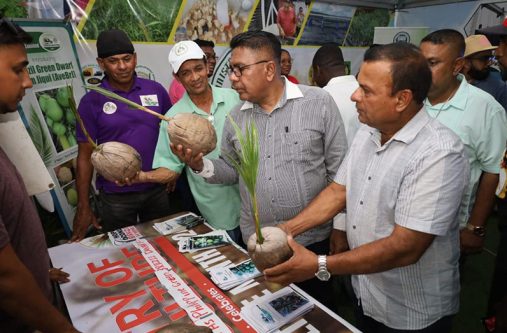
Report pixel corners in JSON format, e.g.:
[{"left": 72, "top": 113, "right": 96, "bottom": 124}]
[{"left": 321, "top": 0, "right": 479, "bottom": 9}]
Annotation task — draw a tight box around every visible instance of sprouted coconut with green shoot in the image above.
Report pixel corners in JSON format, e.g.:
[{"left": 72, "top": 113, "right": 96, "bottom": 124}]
[
  {"left": 227, "top": 117, "right": 293, "bottom": 271},
  {"left": 66, "top": 85, "right": 141, "bottom": 182},
  {"left": 85, "top": 85, "right": 217, "bottom": 156}
]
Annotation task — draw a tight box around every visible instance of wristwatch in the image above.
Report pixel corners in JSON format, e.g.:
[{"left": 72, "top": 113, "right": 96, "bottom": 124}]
[
  {"left": 315, "top": 255, "right": 331, "bottom": 281},
  {"left": 465, "top": 223, "right": 486, "bottom": 237}
]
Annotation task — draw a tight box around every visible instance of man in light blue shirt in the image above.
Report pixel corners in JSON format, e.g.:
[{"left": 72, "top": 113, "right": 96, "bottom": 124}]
[
  {"left": 420, "top": 29, "right": 507, "bottom": 253},
  {"left": 131, "top": 41, "right": 242, "bottom": 243}
]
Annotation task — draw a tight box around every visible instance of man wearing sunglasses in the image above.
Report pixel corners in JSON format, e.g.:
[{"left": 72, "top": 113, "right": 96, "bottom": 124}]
[
  {"left": 0, "top": 18, "right": 79, "bottom": 333},
  {"left": 462, "top": 34, "right": 507, "bottom": 110},
  {"left": 173, "top": 30, "right": 347, "bottom": 308}
]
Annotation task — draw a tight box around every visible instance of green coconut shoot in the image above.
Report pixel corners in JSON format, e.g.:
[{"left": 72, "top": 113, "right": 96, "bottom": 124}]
[{"left": 226, "top": 117, "right": 263, "bottom": 244}]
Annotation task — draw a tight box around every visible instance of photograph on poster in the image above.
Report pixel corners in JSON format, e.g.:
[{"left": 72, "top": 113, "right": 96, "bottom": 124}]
[
  {"left": 61, "top": 182, "right": 78, "bottom": 209},
  {"left": 248, "top": 0, "right": 309, "bottom": 45},
  {"left": 174, "top": 0, "right": 251, "bottom": 44},
  {"left": 344, "top": 7, "right": 391, "bottom": 46},
  {"left": 80, "top": 0, "right": 182, "bottom": 42},
  {"left": 298, "top": 3, "right": 354, "bottom": 45},
  {"left": 34, "top": 86, "right": 77, "bottom": 153},
  {"left": 54, "top": 158, "right": 77, "bottom": 187}
]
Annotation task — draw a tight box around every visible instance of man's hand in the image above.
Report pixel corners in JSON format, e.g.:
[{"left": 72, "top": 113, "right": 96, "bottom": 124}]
[
  {"left": 115, "top": 171, "right": 146, "bottom": 187},
  {"left": 329, "top": 229, "right": 349, "bottom": 255},
  {"left": 263, "top": 236, "right": 318, "bottom": 285},
  {"left": 170, "top": 143, "right": 204, "bottom": 172},
  {"left": 460, "top": 228, "right": 484, "bottom": 254},
  {"left": 276, "top": 222, "right": 292, "bottom": 236},
  {"left": 49, "top": 267, "right": 70, "bottom": 284},
  {"left": 70, "top": 205, "right": 101, "bottom": 242}
]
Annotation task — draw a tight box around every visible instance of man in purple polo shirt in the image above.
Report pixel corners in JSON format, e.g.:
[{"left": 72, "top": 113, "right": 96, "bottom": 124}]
[{"left": 71, "top": 29, "right": 173, "bottom": 241}]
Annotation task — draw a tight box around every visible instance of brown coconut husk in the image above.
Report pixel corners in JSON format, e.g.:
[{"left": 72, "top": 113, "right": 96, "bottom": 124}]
[
  {"left": 91, "top": 141, "right": 142, "bottom": 182},
  {"left": 247, "top": 226, "right": 293, "bottom": 271},
  {"left": 167, "top": 113, "right": 217, "bottom": 156}
]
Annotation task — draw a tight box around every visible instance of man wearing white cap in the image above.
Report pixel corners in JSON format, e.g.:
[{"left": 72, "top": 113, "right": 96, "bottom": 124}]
[
  {"left": 462, "top": 34, "right": 507, "bottom": 110},
  {"left": 140, "top": 41, "right": 243, "bottom": 244}
]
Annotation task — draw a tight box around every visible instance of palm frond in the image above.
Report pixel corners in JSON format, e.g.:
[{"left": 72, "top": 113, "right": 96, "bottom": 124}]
[
  {"left": 27, "top": 105, "right": 53, "bottom": 166},
  {"left": 227, "top": 116, "right": 263, "bottom": 243}
]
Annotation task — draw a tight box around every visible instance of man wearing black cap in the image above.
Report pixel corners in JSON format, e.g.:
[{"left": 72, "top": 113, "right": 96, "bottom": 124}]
[{"left": 71, "top": 29, "right": 174, "bottom": 241}]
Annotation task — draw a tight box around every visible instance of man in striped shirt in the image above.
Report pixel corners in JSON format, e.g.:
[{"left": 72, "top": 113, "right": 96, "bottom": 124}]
[
  {"left": 172, "top": 30, "right": 347, "bottom": 308},
  {"left": 265, "top": 43, "right": 469, "bottom": 332}
]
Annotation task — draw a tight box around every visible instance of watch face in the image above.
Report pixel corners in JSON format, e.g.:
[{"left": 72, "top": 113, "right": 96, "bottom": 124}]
[{"left": 316, "top": 270, "right": 331, "bottom": 281}]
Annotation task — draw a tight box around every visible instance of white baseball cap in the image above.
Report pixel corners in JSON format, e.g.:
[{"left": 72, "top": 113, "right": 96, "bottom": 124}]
[{"left": 168, "top": 41, "right": 206, "bottom": 74}]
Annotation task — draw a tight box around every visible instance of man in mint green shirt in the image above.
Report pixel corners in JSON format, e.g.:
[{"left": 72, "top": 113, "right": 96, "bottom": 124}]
[
  {"left": 134, "top": 41, "right": 242, "bottom": 243},
  {"left": 421, "top": 30, "right": 507, "bottom": 254}
]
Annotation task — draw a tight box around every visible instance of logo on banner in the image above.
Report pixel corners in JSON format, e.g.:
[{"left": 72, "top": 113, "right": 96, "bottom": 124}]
[
  {"left": 393, "top": 31, "right": 411, "bottom": 43},
  {"left": 210, "top": 49, "right": 232, "bottom": 88},
  {"left": 103, "top": 102, "right": 117, "bottom": 114},
  {"left": 39, "top": 33, "right": 61, "bottom": 52},
  {"left": 140, "top": 95, "right": 159, "bottom": 107}
]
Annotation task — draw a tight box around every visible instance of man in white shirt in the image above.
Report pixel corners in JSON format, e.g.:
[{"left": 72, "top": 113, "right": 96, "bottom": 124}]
[
  {"left": 312, "top": 43, "right": 360, "bottom": 146},
  {"left": 265, "top": 43, "right": 469, "bottom": 333}
]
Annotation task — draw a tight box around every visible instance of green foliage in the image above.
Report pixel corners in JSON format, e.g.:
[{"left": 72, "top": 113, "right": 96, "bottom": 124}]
[
  {"left": 81, "top": 0, "right": 182, "bottom": 42},
  {"left": 345, "top": 8, "right": 390, "bottom": 46},
  {"left": 226, "top": 116, "right": 263, "bottom": 244},
  {"left": 0, "top": 0, "right": 27, "bottom": 18}
]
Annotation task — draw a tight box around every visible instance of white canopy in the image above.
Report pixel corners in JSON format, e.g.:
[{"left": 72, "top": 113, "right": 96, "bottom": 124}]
[{"left": 322, "top": 0, "right": 481, "bottom": 9}]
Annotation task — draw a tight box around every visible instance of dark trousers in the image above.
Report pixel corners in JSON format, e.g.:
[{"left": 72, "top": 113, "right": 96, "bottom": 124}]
[
  {"left": 295, "top": 238, "right": 334, "bottom": 310},
  {"left": 488, "top": 197, "right": 507, "bottom": 313},
  {"left": 354, "top": 300, "right": 453, "bottom": 333},
  {"left": 98, "top": 185, "right": 174, "bottom": 232}
]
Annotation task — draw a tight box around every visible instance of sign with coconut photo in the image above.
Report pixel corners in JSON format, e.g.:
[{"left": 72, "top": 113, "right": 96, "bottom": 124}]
[{"left": 15, "top": 20, "right": 87, "bottom": 234}]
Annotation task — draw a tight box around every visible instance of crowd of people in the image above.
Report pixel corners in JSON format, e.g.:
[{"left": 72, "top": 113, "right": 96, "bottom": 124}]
[{"left": 1, "top": 13, "right": 507, "bottom": 333}]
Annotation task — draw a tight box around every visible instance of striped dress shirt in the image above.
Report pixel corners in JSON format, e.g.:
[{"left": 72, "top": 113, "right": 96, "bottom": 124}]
[
  {"left": 335, "top": 109, "right": 469, "bottom": 330},
  {"left": 204, "top": 79, "right": 348, "bottom": 246}
]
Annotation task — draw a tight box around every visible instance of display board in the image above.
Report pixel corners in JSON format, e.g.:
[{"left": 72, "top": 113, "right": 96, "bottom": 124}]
[
  {"left": 49, "top": 219, "right": 359, "bottom": 333},
  {"left": 14, "top": 19, "right": 87, "bottom": 234}
]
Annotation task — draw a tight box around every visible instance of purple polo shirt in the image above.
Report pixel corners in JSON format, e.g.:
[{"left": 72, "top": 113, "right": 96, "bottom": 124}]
[{"left": 76, "top": 75, "right": 172, "bottom": 193}]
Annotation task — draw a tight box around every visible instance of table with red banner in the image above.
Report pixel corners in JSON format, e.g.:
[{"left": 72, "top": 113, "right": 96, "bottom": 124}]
[{"left": 48, "top": 214, "right": 360, "bottom": 333}]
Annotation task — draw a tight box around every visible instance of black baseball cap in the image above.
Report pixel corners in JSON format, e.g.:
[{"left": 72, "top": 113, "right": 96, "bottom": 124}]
[
  {"left": 477, "top": 18, "right": 507, "bottom": 45},
  {"left": 96, "top": 29, "right": 134, "bottom": 58}
]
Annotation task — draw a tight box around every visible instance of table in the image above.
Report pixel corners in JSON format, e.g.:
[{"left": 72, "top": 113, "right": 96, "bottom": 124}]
[{"left": 49, "top": 215, "right": 359, "bottom": 333}]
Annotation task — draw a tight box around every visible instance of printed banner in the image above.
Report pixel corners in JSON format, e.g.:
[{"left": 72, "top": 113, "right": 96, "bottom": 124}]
[
  {"left": 15, "top": 20, "right": 87, "bottom": 233},
  {"left": 49, "top": 221, "right": 359, "bottom": 332}
]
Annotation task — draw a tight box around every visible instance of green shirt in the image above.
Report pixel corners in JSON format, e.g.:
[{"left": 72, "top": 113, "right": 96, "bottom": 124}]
[
  {"left": 424, "top": 74, "right": 507, "bottom": 227},
  {"left": 153, "top": 86, "right": 241, "bottom": 231}
]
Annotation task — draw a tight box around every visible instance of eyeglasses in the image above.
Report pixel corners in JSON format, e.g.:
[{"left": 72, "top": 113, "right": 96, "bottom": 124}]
[
  {"left": 228, "top": 60, "right": 270, "bottom": 77},
  {"left": 469, "top": 55, "right": 494, "bottom": 62},
  {"left": 0, "top": 18, "right": 20, "bottom": 35}
]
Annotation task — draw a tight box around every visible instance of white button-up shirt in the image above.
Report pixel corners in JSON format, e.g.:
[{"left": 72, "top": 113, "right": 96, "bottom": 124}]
[{"left": 335, "top": 109, "right": 469, "bottom": 330}]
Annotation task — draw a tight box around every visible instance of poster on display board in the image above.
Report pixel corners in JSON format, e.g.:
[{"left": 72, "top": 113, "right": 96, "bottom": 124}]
[{"left": 14, "top": 19, "right": 87, "bottom": 234}]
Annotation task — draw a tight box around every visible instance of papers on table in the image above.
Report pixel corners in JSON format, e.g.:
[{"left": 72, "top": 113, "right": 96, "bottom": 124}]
[
  {"left": 241, "top": 287, "right": 314, "bottom": 333},
  {"left": 178, "top": 230, "right": 232, "bottom": 253},
  {"left": 209, "top": 259, "right": 262, "bottom": 290},
  {"left": 153, "top": 213, "right": 204, "bottom": 235}
]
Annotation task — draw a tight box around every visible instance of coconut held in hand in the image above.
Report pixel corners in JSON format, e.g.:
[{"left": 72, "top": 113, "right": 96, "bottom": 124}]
[
  {"left": 91, "top": 141, "right": 142, "bottom": 182},
  {"left": 167, "top": 113, "right": 217, "bottom": 156},
  {"left": 247, "top": 226, "right": 293, "bottom": 271}
]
